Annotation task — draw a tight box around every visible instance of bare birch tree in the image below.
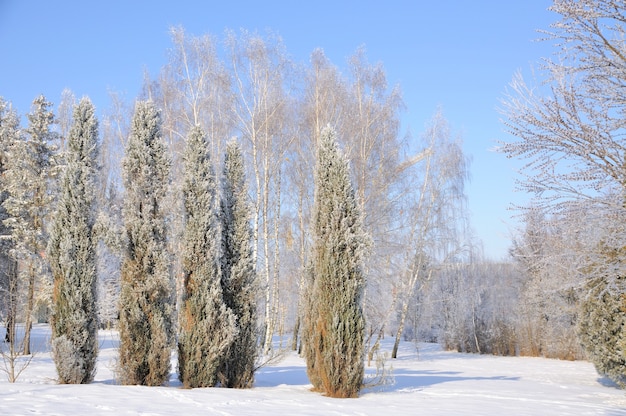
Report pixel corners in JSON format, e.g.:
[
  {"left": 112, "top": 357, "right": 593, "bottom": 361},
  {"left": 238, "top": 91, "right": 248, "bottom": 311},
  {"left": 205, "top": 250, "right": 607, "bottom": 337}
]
[
  {"left": 150, "top": 27, "right": 233, "bottom": 173},
  {"left": 341, "top": 49, "right": 407, "bottom": 343},
  {"left": 226, "top": 29, "right": 294, "bottom": 353},
  {"left": 499, "top": 0, "right": 626, "bottom": 271},
  {"left": 56, "top": 89, "right": 76, "bottom": 152},
  {"left": 391, "top": 111, "right": 469, "bottom": 358}
]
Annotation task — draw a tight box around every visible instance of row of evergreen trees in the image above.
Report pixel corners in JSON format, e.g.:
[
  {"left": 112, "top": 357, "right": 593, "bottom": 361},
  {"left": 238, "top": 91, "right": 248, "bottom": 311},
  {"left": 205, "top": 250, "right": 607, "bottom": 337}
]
[
  {"left": 0, "top": 97, "right": 258, "bottom": 387},
  {"left": 1, "top": 96, "right": 368, "bottom": 397},
  {"left": 79, "top": 100, "right": 258, "bottom": 388}
]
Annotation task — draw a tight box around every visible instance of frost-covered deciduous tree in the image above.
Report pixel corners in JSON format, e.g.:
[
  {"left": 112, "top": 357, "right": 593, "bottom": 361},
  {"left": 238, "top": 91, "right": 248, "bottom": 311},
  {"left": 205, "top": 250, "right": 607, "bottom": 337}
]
[
  {"left": 501, "top": 0, "right": 626, "bottom": 212},
  {"left": 220, "top": 140, "right": 258, "bottom": 388},
  {"left": 390, "top": 111, "right": 468, "bottom": 359},
  {"left": 509, "top": 208, "right": 585, "bottom": 360},
  {"left": 57, "top": 89, "right": 76, "bottom": 152},
  {"left": 48, "top": 97, "right": 100, "bottom": 384},
  {"left": 227, "top": 30, "right": 294, "bottom": 353},
  {"left": 177, "top": 126, "right": 236, "bottom": 388},
  {"left": 433, "top": 261, "right": 522, "bottom": 356},
  {"left": 0, "top": 98, "right": 19, "bottom": 345},
  {"left": 3, "top": 95, "right": 58, "bottom": 355},
  {"left": 500, "top": 0, "right": 626, "bottom": 266},
  {"left": 95, "top": 183, "right": 122, "bottom": 330},
  {"left": 499, "top": 0, "right": 626, "bottom": 374},
  {"left": 118, "top": 101, "right": 174, "bottom": 386},
  {"left": 95, "top": 92, "right": 130, "bottom": 329},
  {"left": 149, "top": 27, "right": 232, "bottom": 169},
  {"left": 303, "top": 126, "right": 367, "bottom": 398}
]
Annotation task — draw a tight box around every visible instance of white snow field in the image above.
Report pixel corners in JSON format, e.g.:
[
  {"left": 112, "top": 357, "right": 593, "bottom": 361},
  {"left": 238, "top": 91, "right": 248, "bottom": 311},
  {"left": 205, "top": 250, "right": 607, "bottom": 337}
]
[{"left": 1, "top": 325, "right": 625, "bottom": 415}]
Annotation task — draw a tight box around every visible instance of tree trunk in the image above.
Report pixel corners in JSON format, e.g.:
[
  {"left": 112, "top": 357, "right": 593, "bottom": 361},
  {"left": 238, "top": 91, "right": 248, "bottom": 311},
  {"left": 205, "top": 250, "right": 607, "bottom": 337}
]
[
  {"left": 291, "top": 316, "right": 300, "bottom": 351},
  {"left": 392, "top": 300, "right": 410, "bottom": 359},
  {"left": 262, "top": 154, "right": 273, "bottom": 354},
  {"left": 292, "top": 188, "right": 308, "bottom": 352},
  {"left": 22, "top": 266, "right": 35, "bottom": 355},
  {"left": 4, "top": 260, "right": 17, "bottom": 344},
  {"left": 270, "top": 168, "right": 282, "bottom": 349}
]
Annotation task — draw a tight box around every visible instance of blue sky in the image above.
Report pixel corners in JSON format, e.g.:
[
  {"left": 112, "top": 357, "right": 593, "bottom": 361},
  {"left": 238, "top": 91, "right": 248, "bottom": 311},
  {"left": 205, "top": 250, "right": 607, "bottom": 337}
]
[{"left": 0, "top": 0, "right": 556, "bottom": 259}]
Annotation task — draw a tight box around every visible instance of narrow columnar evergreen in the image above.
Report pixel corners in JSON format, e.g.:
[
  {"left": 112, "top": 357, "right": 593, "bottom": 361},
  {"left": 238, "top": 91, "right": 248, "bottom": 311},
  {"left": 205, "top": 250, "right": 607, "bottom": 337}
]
[
  {"left": 118, "top": 101, "right": 174, "bottom": 386},
  {"left": 579, "top": 275, "right": 626, "bottom": 388},
  {"left": 303, "top": 126, "right": 367, "bottom": 398},
  {"left": 178, "top": 126, "right": 236, "bottom": 388},
  {"left": 220, "top": 140, "right": 258, "bottom": 388},
  {"left": 47, "top": 97, "right": 100, "bottom": 384}
]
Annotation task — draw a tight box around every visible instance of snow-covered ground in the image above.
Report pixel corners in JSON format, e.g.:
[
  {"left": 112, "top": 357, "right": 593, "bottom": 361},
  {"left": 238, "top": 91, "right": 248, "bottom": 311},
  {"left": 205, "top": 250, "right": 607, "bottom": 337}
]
[{"left": 1, "top": 325, "right": 625, "bottom": 415}]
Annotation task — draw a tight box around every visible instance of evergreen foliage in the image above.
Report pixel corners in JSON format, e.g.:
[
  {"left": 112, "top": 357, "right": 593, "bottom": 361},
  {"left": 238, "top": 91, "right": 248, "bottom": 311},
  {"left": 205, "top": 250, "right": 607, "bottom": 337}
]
[
  {"left": 47, "top": 97, "right": 100, "bottom": 384},
  {"left": 579, "top": 275, "right": 626, "bottom": 388},
  {"left": 220, "top": 140, "right": 258, "bottom": 388},
  {"left": 178, "top": 126, "right": 236, "bottom": 388},
  {"left": 0, "top": 98, "right": 19, "bottom": 344},
  {"left": 303, "top": 126, "right": 367, "bottom": 398},
  {"left": 2, "top": 95, "right": 58, "bottom": 355},
  {"left": 118, "top": 101, "right": 174, "bottom": 386}
]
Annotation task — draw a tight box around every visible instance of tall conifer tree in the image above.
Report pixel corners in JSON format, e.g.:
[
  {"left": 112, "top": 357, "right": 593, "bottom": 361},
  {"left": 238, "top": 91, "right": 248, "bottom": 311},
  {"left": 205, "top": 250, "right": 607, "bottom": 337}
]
[
  {"left": 0, "top": 98, "right": 19, "bottom": 345},
  {"left": 48, "top": 97, "right": 99, "bottom": 384},
  {"left": 579, "top": 273, "right": 626, "bottom": 387},
  {"left": 220, "top": 140, "right": 258, "bottom": 388},
  {"left": 3, "top": 95, "right": 57, "bottom": 355},
  {"left": 118, "top": 101, "right": 174, "bottom": 386},
  {"left": 303, "top": 126, "right": 367, "bottom": 398},
  {"left": 178, "top": 126, "right": 236, "bottom": 388}
]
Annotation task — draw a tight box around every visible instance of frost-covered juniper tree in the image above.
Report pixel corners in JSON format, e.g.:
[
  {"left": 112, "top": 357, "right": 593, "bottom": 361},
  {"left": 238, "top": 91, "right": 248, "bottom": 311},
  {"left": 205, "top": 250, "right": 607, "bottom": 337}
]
[
  {"left": 303, "top": 126, "right": 366, "bottom": 398},
  {"left": 220, "top": 140, "right": 258, "bottom": 388},
  {"left": 118, "top": 101, "right": 174, "bottom": 386},
  {"left": 3, "top": 95, "right": 57, "bottom": 355},
  {"left": 579, "top": 274, "right": 626, "bottom": 388},
  {"left": 178, "top": 126, "right": 236, "bottom": 388},
  {"left": 48, "top": 97, "right": 99, "bottom": 384}
]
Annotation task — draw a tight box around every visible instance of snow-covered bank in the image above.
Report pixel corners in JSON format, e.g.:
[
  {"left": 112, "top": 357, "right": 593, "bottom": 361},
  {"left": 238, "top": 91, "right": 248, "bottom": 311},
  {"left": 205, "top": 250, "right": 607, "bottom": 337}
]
[{"left": 0, "top": 325, "right": 624, "bottom": 415}]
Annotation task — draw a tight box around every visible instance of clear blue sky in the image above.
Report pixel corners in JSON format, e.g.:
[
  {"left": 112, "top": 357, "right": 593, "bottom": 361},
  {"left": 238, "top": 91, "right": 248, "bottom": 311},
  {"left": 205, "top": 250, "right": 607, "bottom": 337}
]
[{"left": 0, "top": 0, "right": 556, "bottom": 259}]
